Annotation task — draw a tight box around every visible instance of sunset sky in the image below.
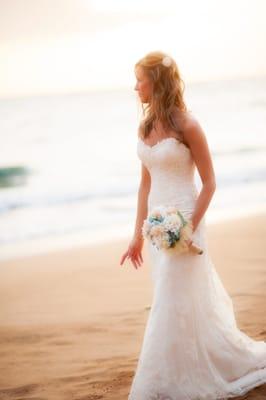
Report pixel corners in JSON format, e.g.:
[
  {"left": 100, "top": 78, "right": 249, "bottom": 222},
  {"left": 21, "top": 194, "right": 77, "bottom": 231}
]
[{"left": 0, "top": 0, "right": 265, "bottom": 98}]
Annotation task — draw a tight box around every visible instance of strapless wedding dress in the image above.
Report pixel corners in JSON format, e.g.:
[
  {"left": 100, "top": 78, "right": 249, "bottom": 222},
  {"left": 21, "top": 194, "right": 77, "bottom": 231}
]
[{"left": 128, "top": 137, "right": 266, "bottom": 400}]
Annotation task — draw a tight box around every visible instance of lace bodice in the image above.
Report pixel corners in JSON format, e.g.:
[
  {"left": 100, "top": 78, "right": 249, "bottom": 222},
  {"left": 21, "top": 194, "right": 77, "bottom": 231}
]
[
  {"left": 129, "top": 136, "right": 266, "bottom": 400},
  {"left": 137, "top": 137, "right": 198, "bottom": 217}
]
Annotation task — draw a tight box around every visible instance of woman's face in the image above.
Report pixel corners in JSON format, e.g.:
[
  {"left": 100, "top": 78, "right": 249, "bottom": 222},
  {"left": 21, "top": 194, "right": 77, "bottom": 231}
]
[{"left": 134, "top": 66, "right": 152, "bottom": 103}]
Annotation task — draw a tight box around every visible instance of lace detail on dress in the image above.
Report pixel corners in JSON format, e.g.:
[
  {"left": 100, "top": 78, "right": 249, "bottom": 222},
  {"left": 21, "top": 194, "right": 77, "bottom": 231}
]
[
  {"left": 137, "top": 138, "right": 198, "bottom": 218},
  {"left": 128, "top": 137, "right": 266, "bottom": 400}
]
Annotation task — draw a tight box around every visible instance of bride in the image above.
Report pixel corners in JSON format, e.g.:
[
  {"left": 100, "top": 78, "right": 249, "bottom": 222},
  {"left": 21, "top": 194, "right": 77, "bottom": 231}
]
[{"left": 120, "top": 51, "right": 266, "bottom": 399}]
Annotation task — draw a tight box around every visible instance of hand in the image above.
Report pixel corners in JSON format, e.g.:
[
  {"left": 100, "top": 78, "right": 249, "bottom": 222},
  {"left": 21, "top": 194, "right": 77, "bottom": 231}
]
[
  {"left": 120, "top": 236, "right": 144, "bottom": 270},
  {"left": 184, "top": 238, "right": 193, "bottom": 248},
  {"left": 184, "top": 237, "right": 203, "bottom": 255}
]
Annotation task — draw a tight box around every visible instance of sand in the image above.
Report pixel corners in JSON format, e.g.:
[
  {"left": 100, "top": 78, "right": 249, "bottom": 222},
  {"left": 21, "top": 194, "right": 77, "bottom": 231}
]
[{"left": 0, "top": 213, "right": 266, "bottom": 399}]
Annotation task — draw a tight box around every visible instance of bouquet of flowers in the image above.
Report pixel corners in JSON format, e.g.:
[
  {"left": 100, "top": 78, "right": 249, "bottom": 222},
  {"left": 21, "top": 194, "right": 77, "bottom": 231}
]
[{"left": 142, "top": 205, "right": 203, "bottom": 255}]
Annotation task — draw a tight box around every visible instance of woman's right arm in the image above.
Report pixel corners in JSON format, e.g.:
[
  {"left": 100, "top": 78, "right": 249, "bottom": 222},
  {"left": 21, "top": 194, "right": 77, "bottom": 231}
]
[
  {"left": 133, "top": 163, "right": 151, "bottom": 240},
  {"left": 120, "top": 163, "right": 151, "bottom": 269}
]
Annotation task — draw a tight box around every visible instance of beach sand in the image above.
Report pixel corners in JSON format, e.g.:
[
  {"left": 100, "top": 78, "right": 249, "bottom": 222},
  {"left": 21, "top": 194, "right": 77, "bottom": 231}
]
[{"left": 0, "top": 213, "right": 266, "bottom": 399}]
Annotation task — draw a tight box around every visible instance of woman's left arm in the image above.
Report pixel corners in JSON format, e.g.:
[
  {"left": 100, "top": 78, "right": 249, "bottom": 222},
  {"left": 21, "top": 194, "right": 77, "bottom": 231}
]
[{"left": 183, "top": 117, "right": 216, "bottom": 233}]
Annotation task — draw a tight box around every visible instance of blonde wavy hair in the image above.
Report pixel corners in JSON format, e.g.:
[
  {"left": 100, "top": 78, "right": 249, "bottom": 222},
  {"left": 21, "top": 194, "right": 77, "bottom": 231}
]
[{"left": 135, "top": 50, "right": 190, "bottom": 142}]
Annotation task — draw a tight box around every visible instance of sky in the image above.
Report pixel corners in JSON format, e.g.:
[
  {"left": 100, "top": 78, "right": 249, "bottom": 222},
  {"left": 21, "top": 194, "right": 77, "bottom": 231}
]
[{"left": 0, "top": 0, "right": 266, "bottom": 98}]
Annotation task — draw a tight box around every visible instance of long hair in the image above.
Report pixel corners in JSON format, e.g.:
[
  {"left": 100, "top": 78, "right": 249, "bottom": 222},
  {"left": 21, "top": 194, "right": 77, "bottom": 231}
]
[{"left": 135, "top": 50, "right": 189, "bottom": 142}]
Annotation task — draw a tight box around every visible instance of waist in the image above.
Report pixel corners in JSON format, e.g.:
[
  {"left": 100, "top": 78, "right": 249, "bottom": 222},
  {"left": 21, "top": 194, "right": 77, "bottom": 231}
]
[{"left": 148, "top": 183, "right": 198, "bottom": 214}]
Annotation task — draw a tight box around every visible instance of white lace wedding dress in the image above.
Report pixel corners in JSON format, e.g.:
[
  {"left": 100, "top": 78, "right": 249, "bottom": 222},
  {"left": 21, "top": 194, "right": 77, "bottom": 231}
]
[{"left": 128, "top": 137, "right": 266, "bottom": 400}]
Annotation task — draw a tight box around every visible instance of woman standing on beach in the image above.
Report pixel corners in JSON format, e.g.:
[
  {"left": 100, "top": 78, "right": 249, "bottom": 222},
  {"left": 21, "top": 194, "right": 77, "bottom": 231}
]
[{"left": 120, "top": 50, "right": 266, "bottom": 399}]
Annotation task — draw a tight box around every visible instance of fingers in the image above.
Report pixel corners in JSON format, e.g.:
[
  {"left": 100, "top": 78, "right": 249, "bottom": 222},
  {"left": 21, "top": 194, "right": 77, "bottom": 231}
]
[
  {"left": 134, "top": 254, "right": 142, "bottom": 268},
  {"left": 186, "top": 239, "right": 193, "bottom": 253},
  {"left": 129, "top": 252, "right": 141, "bottom": 269},
  {"left": 134, "top": 251, "right": 144, "bottom": 268},
  {"left": 120, "top": 250, "right": 138, "bottom": 269},
  {"left": 120, "top": 249, "right": 143, "bottom": 269},
  {"left": 120, "top": 251, "right": 128, "bottom": 266},
  {"left": 131, "top": 257, "right": 139, "bottom": 270},
  {"left": 185, "top": 238, "right": 192, "bottom": 247}
]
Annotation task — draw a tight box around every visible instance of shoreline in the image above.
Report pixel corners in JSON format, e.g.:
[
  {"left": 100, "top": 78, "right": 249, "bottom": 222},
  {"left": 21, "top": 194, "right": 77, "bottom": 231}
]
[{"left": 1, "top": 203, "right": 266, "bottom": 263}]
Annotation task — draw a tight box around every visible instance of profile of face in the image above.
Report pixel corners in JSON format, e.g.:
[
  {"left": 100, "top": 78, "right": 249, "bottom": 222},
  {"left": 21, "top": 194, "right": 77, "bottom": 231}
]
[{"left": 134, "top": 66, "right": 153, "bottom": 104}]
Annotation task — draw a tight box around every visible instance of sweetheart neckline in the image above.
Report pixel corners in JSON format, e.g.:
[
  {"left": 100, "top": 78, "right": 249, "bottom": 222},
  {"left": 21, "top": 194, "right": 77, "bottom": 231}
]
[{"left": 138, "top": 137, "right": 190, "bottom": 151}]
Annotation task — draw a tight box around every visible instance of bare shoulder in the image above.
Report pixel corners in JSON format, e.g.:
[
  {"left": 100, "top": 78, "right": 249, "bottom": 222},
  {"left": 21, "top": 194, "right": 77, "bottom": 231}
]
[
  {"left": 179, "top": 112, "right": 216, "bottom": 186},
  {"left": 171, "top": 109, "right": 202, "bottom": 142},
  {"left": 181, "top": 113, "right": 207, "bottom": 147}
]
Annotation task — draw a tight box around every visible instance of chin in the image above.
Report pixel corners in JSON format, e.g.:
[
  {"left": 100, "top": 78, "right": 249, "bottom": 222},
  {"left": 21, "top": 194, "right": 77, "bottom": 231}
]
[{"left": 140, "top": 97, "right": 148, "bottom": 103}]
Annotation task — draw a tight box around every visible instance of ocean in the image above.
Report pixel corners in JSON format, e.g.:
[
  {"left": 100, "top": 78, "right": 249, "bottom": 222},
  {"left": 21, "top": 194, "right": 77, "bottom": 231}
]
[{"left": 1, "top": 76, "right": 266, "bottom": 261}]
